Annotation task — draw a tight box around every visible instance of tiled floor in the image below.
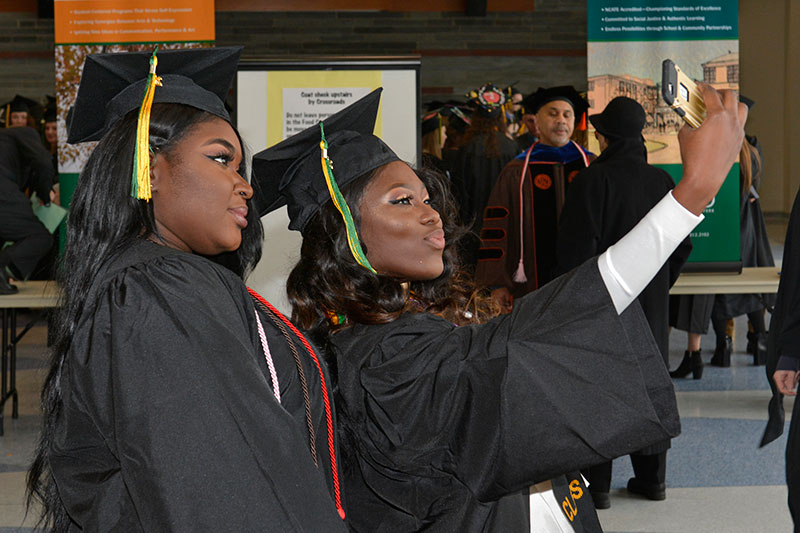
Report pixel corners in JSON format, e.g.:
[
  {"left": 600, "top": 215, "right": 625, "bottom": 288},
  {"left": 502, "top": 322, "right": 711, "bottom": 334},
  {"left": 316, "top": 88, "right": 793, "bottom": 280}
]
[{"left": 1, "top": 220, "right": 794, "bottom": 531}]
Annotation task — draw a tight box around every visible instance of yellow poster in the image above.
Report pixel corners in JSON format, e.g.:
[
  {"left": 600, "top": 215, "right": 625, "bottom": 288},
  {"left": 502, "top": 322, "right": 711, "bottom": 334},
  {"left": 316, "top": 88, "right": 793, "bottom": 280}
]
[
  {"left": 54, "top": 0, "right": 215, "bottom": 44},
  {"left": 265, "top": 71, "right": 383, "bottom": 148}
]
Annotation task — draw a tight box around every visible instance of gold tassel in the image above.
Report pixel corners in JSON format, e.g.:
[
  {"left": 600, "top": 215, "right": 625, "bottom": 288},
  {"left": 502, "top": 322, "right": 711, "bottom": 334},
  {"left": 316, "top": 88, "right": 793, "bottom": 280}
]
[{"left": 131, "top": 48, "right": 162, "bottom": 200}]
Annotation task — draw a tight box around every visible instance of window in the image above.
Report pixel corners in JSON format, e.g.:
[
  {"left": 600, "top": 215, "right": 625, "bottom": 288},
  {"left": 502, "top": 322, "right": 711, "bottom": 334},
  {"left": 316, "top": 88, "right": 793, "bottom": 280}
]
[{"left": 727, "top": 64, "right": 739, "bottom": 83}]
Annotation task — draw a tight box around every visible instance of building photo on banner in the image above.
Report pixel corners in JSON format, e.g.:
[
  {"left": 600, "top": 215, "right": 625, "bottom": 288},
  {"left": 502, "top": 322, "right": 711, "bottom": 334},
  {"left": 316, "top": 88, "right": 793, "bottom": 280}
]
[{"left": 235, "top": 58, "right": 420, "bottom": 312}]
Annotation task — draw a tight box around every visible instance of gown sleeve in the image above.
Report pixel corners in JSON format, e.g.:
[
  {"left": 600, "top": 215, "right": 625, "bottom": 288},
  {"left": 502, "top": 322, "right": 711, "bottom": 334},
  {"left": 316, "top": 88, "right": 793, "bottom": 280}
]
[
  {"left": 50, "top": 255, "right": 347, "bottom": 531},
  {"left": 336, "top": 259, "right": 680, "bottom": 504}
]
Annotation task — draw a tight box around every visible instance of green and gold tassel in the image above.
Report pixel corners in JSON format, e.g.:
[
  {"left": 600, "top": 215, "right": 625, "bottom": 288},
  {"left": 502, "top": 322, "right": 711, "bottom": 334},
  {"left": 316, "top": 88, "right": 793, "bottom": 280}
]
[
  {"left": 131, "top": 47, "right": 163, "bottom": 200},
  {"left": 319, "top": 123, "right": 376, "bottom": 273}
]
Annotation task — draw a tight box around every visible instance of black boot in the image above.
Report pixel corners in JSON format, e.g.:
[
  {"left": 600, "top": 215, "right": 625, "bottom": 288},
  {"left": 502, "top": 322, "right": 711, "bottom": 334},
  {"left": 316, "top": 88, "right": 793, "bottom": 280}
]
[
  {"left": 0, "top": 274, "right": 18, "bottom": 295},
  {"left": 710, "top": 335, "right": 732, "bottom": 367},
  {"left": 670, "top": 350, "right": 703, "bottom": 379},
  {"left": 746, "top": 330, "right": 758, "bottom": 355},
  {"left": 753, "top": 332, "right": 767, "bottom": 366}
]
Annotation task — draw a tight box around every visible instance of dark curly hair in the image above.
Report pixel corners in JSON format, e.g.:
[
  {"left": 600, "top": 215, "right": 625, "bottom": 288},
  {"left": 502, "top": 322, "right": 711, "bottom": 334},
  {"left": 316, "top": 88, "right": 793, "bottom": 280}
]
[
  {"left": 26, "top": 103, "right": 263, "bottom": 531},
  {"left": 287, "top": 164, "right": 498, "bottom": 349}
]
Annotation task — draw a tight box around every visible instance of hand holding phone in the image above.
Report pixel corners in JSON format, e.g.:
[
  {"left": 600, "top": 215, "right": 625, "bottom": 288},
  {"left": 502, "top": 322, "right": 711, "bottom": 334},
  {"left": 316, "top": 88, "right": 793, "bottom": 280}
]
[{"left": 662, "top": 59, "right": 707, "bottom": 128}]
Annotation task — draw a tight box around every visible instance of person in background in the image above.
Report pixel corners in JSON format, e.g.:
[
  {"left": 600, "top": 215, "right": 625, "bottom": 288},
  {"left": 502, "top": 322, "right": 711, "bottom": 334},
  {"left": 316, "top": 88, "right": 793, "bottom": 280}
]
[
  {"left": 769, "top": 184, "right": 800, "bottom": 529},
  {"left": 0, "top": 97, "right": 55, "bottom": 293},
  {"left": 253, "top": 84, "right": 746, "bottom": 532},
  {"left": 451, "top": 84, "right": 519, "bottom": 271},
  {"left": 42, "top": 98, "right": 59, "bottom": 174},
  {"left": 420, "top": 108, "right": 449, "bottom": 177},
  {"left": 2, "top": 94, "right": 40, "bottom": 128},
  {"left": 556, "top": 97, "right": 692, "bottom": 509},
  {"left": 26, "top": 47, "right": 348, "bottom": 532},
  {"left": 708, "top": 97, "right": 774, "bottom": 367},
  {"left": 475, "top": 86, "right": 593, "bottom": 310},
  {"left": 441, "top": 102, "right": 472, "bottom": 172}
]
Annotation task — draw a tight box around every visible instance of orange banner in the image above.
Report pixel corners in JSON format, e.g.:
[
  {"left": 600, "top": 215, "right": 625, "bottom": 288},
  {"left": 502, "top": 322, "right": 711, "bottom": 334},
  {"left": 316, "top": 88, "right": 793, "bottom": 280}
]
[{"left": 54, "top": 0, "right": 214, "bottom": 44}]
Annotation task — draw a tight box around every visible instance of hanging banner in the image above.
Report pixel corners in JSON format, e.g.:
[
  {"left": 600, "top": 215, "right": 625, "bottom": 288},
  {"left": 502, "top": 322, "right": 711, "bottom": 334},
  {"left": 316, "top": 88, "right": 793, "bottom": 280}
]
[
  {"left": 54, "top": 0, "right": 214, "bottom": 45},
  {"left": 587, "top": 0, "right": 740, "bottom": 270},
  {"left": 52, "top": 0, "right": 215, "bottom": 220}
]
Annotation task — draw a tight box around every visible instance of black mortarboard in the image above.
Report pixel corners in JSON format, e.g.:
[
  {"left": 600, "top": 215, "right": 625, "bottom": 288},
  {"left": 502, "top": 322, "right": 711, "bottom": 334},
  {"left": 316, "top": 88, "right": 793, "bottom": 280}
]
[
  {"left": 5, "top": 94, "right": 39, "bottom": 114},
  {"left": 67, "top": 46, "right": 242, "bottom": 144},
  {"left": 522, "top": 86, "right": 588, "bottom": 116},
  {"left": 589, "top": 96, "right": 646, "bottom": 139},
  {"left": 466, "top": 83, "right": 506, "bottom": 118},
  {"left": 253, "top": 88, "right": 400, "bottom": 234},
  {"left": 44, "top": 108, "right": 57, "bottom": 123},
  {"left": 43, "top": 95, "right": 57, "bottom": 123},
  {"left": 422, "top": 110, "right": 442, "bottom": 136}
]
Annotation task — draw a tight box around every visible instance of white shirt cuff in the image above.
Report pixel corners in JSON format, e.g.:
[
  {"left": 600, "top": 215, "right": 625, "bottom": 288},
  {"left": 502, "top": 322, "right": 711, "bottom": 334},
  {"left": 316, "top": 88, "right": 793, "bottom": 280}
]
[{"left": 598, "top": 190, "right": 704, "bottom": 314}]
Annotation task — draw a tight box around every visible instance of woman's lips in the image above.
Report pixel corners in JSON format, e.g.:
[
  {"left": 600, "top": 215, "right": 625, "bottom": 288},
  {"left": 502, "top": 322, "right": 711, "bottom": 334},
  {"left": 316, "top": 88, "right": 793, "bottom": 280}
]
[
  {"left": 230, "top": 206, "right": 248, "bottom": 228},
  {"left": 425, "top": 229, "right": 446, "bottom": 250}
]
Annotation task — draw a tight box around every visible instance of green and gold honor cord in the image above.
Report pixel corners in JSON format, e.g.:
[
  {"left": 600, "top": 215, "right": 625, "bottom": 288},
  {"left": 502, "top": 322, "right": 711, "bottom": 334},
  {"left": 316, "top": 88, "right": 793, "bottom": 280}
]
[{"left": 319, "top": 123, "right": 376, "bottom": 273}]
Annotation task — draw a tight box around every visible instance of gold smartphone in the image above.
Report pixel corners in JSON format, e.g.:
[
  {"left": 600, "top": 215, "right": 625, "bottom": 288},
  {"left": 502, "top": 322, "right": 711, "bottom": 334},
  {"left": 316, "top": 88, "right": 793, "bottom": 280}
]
[{"left": 662, "top": 59, "right": 706, "bottom": 128}]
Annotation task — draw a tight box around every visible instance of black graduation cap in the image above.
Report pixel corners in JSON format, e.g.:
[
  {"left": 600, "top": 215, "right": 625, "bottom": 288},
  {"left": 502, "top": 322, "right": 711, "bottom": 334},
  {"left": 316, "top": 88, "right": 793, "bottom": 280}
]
[
  {"left": 43, "top": 95, "right": 57, "bottom": 123},
  {"left": 465, "top": 83, "right": 506, "bottom": 118},
  {"left": 4, "top": 94, "right": 39, "bottom": 114},
  {"left": 740, "top": 94, "right": 755, "bottom": 110},
  {"left": 422, "top": 110, "right": 442, "bottom": 136},
  {"left": 522, "top": 86, "right": 588, "bottom": 117},
  {"left": 253, "top": 88, "right": 400, "bottom": 233},
  {"left": 67, "top": 46, "right": 242, "bottom": 144}
]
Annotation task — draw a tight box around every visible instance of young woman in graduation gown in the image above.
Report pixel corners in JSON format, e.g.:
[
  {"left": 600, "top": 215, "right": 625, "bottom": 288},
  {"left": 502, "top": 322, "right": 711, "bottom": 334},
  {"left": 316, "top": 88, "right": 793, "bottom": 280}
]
[
  {"left": 253, "top": 86, "right": 746, "bottom": 532},
  {"left": 26, "top": 48, "right": 348, "bottom": 531}
]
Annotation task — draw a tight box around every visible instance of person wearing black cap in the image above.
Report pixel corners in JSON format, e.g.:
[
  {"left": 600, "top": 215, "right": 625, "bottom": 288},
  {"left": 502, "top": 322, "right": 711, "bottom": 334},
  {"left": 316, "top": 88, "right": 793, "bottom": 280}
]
[
  {"left": 2, "top": 94, "right": 40, "bottom": 128},
  {"left": 253, "top": 84, "right": 747, "bottom": 532},
  {"left": 0, "top": 99, "right": 56, "bottom": 293},
  {"left": 475, "top": 86, "right": 594, "bottom": 310},
  {"left": 555, "top": 96, "right": 692, "bottom": 509},
  {"left": 420, "top": 108, "right": 449, "bottom": 176},
  {"left": 450, "top": 84, "right": 520, "bottom": 272},
  {"left": 26, "top": 47, "right": 348, "bottom": 532}
]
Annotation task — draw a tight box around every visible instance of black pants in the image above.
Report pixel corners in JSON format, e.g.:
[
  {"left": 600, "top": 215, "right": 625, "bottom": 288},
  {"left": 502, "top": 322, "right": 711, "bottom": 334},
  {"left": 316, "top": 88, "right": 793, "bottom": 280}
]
[
  {"left": 584, "top": 451, "right": 667, "bottom": 493},
  {"left": 0, "top": 185, "right": 53, "bottom": 279}
]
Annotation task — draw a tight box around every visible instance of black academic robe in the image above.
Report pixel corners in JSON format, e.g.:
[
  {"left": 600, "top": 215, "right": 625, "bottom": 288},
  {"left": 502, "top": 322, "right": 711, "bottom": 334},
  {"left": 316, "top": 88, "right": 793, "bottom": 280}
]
[
  {"left": 49, "top": 240, "right": 347, "bottom": 531},
  {"left": 762, "top": 188, "right": 800, "bottom": 524},
  {"left": 330, "top": 260, "right": 680, "bottom": 532},
  {"left": 475, "top": 145, "right": 593, "bottom": 294},
  {"left": 0, "top": 126, "right": 55, "bottom": 278},
  {"left": 451, "top": 131, "right": 519, "bottom": 270},
  {"left": 555, "top": 137, "right": 692, "bottom": 362}
]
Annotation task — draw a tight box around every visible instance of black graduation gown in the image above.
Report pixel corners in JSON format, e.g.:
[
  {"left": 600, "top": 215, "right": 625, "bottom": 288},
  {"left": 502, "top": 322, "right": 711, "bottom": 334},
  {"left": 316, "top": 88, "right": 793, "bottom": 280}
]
[
  {"left": 761, "top": 187, "right": 800, "bottom": 523},
  {"left": 49, "top": 240, "right": 347, "bottom": 532},
  {"left": 0, "top": 126, "right": 55, "bottom": 278},
  {"left": 555, "top": 137, "right": 692, "bottom": 362},
  {"left": 330, "top": 260, "right": 681, "bottom": 532},
  {"left": 451, "top": 131, "right": 519, "bottom": 270}
]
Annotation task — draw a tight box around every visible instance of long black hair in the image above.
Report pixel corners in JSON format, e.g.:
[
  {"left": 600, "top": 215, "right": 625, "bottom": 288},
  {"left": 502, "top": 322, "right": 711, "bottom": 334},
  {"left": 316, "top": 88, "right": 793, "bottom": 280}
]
[
  {"left": 26, "top": 103, "right": 263, "bottom": 530},
  {"left": 288, "top": 165, "right": 498, "bottom": 352}
]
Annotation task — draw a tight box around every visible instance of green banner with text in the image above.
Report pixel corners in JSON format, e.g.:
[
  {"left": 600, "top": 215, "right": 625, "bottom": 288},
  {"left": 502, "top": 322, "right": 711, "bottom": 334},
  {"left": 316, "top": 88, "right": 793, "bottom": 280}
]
[{"left": 588, "top": 0, "right": 740, "bottom": 269}]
